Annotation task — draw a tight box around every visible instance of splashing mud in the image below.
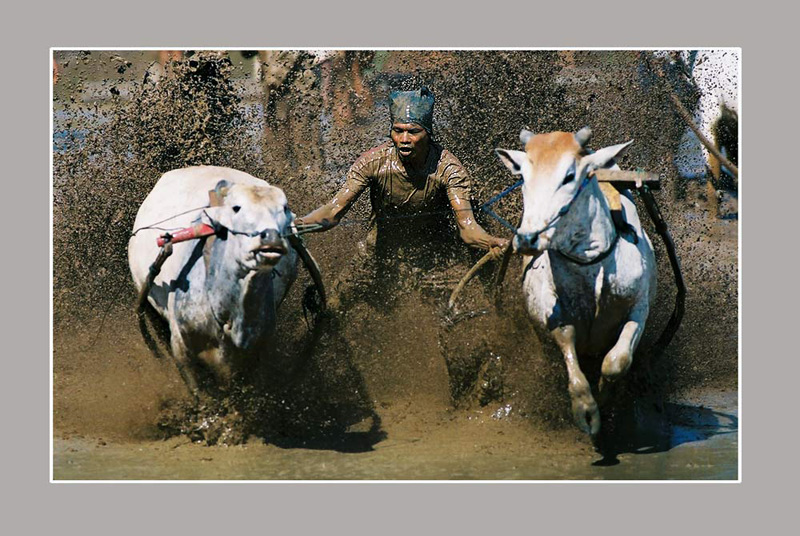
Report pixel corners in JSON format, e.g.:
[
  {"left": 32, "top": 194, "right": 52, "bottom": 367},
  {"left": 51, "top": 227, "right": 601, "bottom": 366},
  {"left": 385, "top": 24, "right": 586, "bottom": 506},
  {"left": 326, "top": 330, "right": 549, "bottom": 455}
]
[{"left": 52, "top": 50, "right": 738, "bottom": 478}]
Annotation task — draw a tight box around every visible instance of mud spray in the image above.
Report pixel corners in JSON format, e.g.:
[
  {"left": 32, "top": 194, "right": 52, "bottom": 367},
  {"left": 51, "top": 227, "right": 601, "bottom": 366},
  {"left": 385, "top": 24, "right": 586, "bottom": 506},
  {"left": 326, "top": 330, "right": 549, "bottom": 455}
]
[{"left": 53, "top": 51, "right": 737, "bottom": 452}]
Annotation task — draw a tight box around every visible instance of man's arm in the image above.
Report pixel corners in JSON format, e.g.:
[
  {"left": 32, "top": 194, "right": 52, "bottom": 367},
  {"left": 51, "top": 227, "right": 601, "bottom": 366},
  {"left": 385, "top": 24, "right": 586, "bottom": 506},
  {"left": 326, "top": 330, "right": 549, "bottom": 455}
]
[
  {"left": 450, "top": 195, "right": 510, "bottom": 252},
  {"left": 296, "top": 153, "right": 375, "bottom": 231},
  {"left": 295, "top": 185, "right": 362, "bottom": 231},
  {"left": 442, "top": 151, "right": 509, "bottom": 252}
]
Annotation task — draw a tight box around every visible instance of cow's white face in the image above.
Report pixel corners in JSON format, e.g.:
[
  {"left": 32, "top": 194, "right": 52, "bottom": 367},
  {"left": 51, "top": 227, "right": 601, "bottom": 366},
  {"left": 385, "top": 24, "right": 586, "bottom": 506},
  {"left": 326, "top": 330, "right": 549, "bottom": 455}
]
[
  {"left": 495, "top": 128, "right": 632, "bottom": 255},
  {"left": 203, "top": 181, "right": 294, "bottom": 273}
]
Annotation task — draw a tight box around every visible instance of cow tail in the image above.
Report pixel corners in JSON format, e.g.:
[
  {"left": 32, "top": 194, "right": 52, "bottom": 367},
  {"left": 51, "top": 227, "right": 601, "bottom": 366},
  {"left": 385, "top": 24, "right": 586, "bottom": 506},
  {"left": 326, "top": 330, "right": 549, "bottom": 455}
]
[{"left": 136, "top": 242, "right": 174, "bottom": 359}]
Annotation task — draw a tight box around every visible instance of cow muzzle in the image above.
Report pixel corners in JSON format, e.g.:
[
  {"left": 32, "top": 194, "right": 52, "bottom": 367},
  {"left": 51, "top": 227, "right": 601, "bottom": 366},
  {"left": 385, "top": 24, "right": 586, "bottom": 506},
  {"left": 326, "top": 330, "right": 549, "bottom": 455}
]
[
  {"left": 513, "top": 231, "right": 546, "bottom": 255},
  {"left": 252, "top": 229, "right": 288, "bottom": 265}
]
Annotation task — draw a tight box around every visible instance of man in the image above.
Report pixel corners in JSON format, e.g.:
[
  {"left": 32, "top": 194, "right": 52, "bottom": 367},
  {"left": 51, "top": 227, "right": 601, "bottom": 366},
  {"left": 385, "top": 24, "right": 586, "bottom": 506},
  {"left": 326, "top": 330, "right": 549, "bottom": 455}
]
[{"left": 297, "top": 87, "right": 508, "bottom": 308}]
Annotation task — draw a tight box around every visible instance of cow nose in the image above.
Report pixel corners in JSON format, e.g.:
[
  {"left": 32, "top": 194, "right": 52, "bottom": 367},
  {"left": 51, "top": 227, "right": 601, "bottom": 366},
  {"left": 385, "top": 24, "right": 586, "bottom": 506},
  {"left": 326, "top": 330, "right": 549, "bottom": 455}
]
[
  {"left": 513, "top": 231, "right": 539, "bottom": 253},
  {"left": 257, "top": 229, "right": 286, "bottom": 253},
  {"left": 259, "top": 229, "right": 280, "bottom": 244}
]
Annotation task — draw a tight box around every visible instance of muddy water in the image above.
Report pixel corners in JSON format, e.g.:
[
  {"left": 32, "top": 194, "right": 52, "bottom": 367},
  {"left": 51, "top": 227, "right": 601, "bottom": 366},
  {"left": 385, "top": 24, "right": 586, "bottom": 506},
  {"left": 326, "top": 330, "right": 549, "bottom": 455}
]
[
  {"left": 52, "top": 50, "right": 739, "bottom": 480},
  {"left": 53, "top": 389, "right": 737, "bottom": 480}
]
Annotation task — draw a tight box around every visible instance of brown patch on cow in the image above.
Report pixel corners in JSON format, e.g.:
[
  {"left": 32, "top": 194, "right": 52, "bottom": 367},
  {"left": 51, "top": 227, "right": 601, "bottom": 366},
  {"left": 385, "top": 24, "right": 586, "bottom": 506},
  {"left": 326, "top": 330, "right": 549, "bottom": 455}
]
[
  {"left": 598, "top": 182, "right": 622, "bottom": 211},
  {"left": 525, "top": 132, "right": 582, "bottom": 175},
  {"left": 237, "top": 184, "right": 286, "bottom": 207}
]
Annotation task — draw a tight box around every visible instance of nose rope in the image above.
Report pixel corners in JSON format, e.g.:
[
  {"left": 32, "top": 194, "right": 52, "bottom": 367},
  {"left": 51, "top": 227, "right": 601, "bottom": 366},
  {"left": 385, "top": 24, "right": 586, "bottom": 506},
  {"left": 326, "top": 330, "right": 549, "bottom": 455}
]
[
  {"left": 200, "top": 209, "right": 289, "bottom": 240},
  {"left": 130, "top": 205, "right": 210, "bottom": 237},
  {"left": 480, "top": 179, "right": 524, "bottom": 233}
]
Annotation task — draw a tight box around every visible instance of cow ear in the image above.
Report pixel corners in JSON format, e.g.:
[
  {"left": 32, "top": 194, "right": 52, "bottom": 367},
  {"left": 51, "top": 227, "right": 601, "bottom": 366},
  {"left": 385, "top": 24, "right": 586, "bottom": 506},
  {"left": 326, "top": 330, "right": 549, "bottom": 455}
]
[
  {"left": 582, "top": 140, "right": 633, "bottom": 169},
  {"left": 208, "top": 180, "right": 231, "bottom": 207},
  {"left": 214, "top": 179, "right": 231, "bottom": 199},
  {"left": 495, "top": 148, "right": 527, "bottom": 176}
]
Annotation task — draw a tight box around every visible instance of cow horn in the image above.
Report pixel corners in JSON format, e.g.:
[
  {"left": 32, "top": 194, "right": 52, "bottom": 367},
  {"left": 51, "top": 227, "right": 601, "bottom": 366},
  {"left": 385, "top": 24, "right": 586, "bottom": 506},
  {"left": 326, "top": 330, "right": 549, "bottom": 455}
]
[
  {"left": 575, "top": 127, "right": 592, "bottom": 147},
  {"left": 519, "top": 129, "right": 534, "bottom": 145}
]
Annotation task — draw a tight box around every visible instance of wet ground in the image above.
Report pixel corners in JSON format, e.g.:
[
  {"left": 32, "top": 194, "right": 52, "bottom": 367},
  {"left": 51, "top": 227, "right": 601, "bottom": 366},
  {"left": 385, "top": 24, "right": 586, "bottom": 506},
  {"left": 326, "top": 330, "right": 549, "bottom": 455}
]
[
  {"left": 53, "top": 284, "right": 738, "bottom": 481},
  {"left": 53, "top": 388, "right": 736, "bottom": 480}
]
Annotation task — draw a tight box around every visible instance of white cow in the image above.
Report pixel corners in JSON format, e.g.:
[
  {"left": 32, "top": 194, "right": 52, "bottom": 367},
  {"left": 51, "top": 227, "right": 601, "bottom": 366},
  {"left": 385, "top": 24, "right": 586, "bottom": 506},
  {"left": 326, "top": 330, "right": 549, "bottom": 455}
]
[
  {"left": 129, "top": 166, "right": 298, "bottom": 395},
  {"left": 496, "top": 128, "right": 657, "bottom": 437}
]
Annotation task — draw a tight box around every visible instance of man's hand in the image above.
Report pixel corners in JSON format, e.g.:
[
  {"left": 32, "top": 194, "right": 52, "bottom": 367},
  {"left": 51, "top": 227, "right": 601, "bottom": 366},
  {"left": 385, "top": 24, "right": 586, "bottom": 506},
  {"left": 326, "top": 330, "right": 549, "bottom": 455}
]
[
  {"left": 488, "top": 237, "right": 510, "bottom": 260},
  {"left": 488, "top": 245, "right": 506, "bottom": 261},
  {"left": 297, "top": 185, "right": 362, "bottom": 234},
  {"left": 489, "top": 236, "right": 510, "bottom": 250},
  {"left": 451, "top": 197, "right": 512, "bottom": 253}
]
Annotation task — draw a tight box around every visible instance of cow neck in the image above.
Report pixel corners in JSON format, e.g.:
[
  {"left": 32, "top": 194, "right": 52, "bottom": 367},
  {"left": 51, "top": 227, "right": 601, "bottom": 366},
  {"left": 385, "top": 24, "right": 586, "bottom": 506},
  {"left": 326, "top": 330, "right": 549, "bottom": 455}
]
[
  {"left": 550, "top": 178, "right": 618, "bottom": 266},
  {"left": 204, "top": 238, "right": 277, "bottom": 349}
]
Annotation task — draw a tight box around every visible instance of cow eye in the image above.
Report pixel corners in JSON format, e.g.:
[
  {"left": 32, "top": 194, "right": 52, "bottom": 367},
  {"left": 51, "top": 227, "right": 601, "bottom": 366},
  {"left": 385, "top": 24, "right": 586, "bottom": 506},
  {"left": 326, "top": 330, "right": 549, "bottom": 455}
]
[
  {"left": 232, "top": 205, "right": 241, "bottom": 213},
  {"left": 562, "top": 173, "right": 575, "bottom": 185}
]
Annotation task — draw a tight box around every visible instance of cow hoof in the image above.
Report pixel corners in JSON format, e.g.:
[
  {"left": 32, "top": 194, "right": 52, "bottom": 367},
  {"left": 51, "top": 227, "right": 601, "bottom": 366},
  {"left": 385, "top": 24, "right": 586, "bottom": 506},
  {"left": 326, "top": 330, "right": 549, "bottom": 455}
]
[{"left": 571, "top": 396, "right": 601, "bottom": 436}]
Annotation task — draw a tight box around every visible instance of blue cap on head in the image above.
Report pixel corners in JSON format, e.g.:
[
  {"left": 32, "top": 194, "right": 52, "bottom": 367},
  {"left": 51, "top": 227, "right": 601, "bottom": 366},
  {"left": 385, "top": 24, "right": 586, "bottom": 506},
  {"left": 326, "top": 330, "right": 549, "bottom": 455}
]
[{"left": 389, "top": 87, "right": 435, "bottom": 135}]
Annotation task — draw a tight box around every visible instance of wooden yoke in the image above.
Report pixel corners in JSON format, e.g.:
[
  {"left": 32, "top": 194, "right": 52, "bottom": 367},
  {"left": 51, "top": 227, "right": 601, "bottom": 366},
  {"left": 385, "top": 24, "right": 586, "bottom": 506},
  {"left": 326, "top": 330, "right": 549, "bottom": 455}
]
[
  {"left": 593, "top": 169, "right": 660, "bottom": 190},
  {"left": 593, "top": 169, "right": 660, "bottom": 234}
]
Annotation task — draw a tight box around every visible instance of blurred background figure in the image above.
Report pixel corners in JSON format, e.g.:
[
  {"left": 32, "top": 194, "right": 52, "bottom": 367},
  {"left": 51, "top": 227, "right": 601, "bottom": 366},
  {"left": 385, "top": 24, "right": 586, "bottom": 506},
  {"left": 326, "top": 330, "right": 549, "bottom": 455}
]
[{"left": 316, "top": 50, "right": 375, "bottom": 131}]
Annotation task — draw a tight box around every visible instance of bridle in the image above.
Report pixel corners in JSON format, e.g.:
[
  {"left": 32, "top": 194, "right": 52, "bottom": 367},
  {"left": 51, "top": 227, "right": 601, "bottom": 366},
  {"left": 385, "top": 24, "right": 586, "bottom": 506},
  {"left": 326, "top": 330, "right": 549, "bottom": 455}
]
[
  {"left": 202, "top": 208, "right": 289, "bottom": 240},
  {"left": 530, "top": 170, "right": 594, "bottom": 237},
  {"left": 517, "top": 169, "right": 620, "bottom": 270}
]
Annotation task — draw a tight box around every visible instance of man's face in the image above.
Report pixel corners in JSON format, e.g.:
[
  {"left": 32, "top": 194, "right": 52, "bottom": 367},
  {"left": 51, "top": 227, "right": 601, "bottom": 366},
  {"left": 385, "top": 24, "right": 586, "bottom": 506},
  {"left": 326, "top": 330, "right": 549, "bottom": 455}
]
[{"left": 391, "top": 122, "right": 430, "bottom": 162}]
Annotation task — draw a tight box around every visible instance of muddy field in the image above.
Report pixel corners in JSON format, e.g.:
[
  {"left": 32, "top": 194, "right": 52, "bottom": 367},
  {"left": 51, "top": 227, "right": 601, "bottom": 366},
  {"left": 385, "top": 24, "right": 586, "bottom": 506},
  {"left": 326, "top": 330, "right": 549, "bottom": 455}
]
[{"left": 52, "top": 50, "right": 739, "bottom": 480}]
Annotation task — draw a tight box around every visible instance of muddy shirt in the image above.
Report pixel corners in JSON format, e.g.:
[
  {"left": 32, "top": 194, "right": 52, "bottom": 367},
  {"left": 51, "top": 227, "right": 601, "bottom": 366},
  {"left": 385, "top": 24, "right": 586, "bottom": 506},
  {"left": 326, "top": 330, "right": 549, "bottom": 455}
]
[
  {"left": 343, "top": 141, "right": 471, "bottom": 248},
  {"left": 331, "top": 141, "right": 475, "bottom": 300}
]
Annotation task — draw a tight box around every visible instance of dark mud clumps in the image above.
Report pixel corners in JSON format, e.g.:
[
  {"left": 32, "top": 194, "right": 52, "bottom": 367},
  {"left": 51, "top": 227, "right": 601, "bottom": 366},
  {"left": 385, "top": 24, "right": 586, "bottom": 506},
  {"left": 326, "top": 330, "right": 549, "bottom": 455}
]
[
  {"left": 53, "top": 51, "right": 260, "bottom": 327},
  {"left": 158, "top": 397, "right": 248, "bottom": 446},
  {"left": 53, "top": 50, "right": 738, "bottom": 443},
  {"left": 123, "top": 52, "right": 248, "bottom": 172},
  {"left": 157, "top": 343, "right": 383, "bottom": 450}
]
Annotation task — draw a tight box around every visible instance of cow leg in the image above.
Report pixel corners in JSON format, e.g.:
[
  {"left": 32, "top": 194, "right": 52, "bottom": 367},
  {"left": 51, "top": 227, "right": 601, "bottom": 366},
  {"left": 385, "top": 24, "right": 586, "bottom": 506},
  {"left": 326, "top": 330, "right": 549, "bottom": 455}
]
[
  {"left": 551, "top": 325, "right": 600, "bottom": 436},
  {"left": 168, "top": 324, "right": 200, "bottom": 399},
  {"left": 598, "top": 319, "right": 644, "bottom": 405}
]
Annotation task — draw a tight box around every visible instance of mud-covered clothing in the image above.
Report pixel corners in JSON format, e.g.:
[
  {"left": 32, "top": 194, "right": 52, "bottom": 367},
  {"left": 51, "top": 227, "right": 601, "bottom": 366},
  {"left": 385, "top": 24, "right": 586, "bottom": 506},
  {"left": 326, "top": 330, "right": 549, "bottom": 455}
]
[
  {"left": 328, "top": 140, "right": 477, "bottom": 308},
  {"left": 342, "top": 140, "right": 471, "bottom": 253}
]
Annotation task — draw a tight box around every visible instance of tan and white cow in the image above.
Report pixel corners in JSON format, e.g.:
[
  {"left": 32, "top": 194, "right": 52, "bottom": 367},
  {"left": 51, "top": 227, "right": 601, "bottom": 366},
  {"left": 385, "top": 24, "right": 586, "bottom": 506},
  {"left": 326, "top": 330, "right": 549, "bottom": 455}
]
[{"left": 496, "top": 128, "right": 657, "bottom": 437}]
